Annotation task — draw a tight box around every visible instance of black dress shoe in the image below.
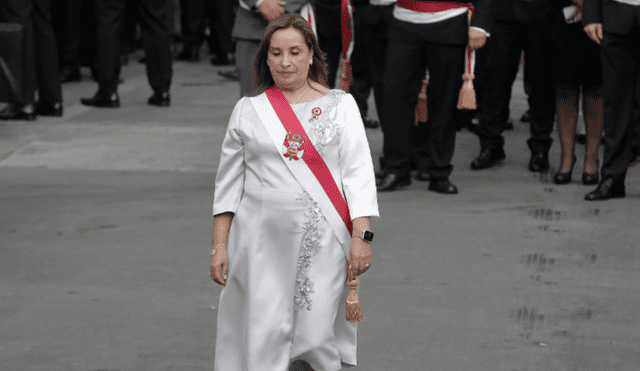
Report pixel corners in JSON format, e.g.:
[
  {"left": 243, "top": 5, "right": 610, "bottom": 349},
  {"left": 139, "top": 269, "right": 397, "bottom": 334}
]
[
  {"left": 363, "top": 117, "right": 379, "bottom": 129},
  {"left": 528, "top": 152, "right": 550, "bottom": 172},
  {"left": 416, "top": 171, "right": 430, "bottom": 181},
  {"left": 376, "top": 172, "right": 411, "bottom": 192},
  {"left": 553, "top": 154, "right": 576, "bottom": 185},
  {"left": 585, "top": 177, "right": 625, "bottom": 201},
  {"left": 210, "top": 53, "right": 234, "bottom": 66},
  {"left": 81, "top": 92, "right": 120, "bottom": 108},
  {"left": 60, "top": 66, "right": 81, "bottom": 83},
  {"left": 428, "top": 178, "right": 458, "bottom": 194},
  {"left": 471, "top": 148, "right": 506, "bottom": 170},
  {"left": 520, "top": 110, "right": 530, "bottom": 123},
  {"left": 148, "top": 91, "right": 170, "bottom": 107},
  {"left": 582, "top": 172, "right": 600, "bottom": 185},
  {"left": 375, "top": 168, "right": 387, "bottom": 180},
  {"left": 0, "top": 104, "right": 36, "bottom": 121},
  {"left": 36, "top": 102, "right": 63, "bottom": 117},
  {"left": 218, "top": 69, "right": 239, "bottom": 81},
  {"left": 177, "top": 48, "right": 200, "bottom": 62}
]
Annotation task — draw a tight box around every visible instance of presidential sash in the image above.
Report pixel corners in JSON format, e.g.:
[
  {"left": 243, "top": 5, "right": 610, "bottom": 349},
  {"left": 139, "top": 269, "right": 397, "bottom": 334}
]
[
  {"left": 250, "top": 87, "right": 353, "bottom": 257},
  {"left": 251, "top": 86, "right": 364, "bottom": 322}
]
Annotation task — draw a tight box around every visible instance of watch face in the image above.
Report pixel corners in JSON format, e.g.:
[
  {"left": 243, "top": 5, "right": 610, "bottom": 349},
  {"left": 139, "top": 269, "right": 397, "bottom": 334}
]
[{"left": 363, "top": 230, "right": 374, "bottom": 242}]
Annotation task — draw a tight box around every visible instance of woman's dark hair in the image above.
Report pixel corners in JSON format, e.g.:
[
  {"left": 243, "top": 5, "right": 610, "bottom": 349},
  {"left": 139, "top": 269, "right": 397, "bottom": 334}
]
[{"left": 249, "top": 14, "right": 328, "bottom": 96}]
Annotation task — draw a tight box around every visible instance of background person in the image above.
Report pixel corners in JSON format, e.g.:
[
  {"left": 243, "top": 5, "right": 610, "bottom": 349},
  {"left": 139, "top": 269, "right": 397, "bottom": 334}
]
[
  {"left": 80, "top": 0, "right": 173, "bottom": 108},
  {"left": 550, "top": 0, "right": 603, "bottom": 186},
  {"left": 210, "top": 14, "right": 379, "bottom": 371},
  {"left": 583, "top": 0, "right": 640, "bottom": 200},
  {"left": 0, "top": 0, "right": 62, "bottom": 120}
]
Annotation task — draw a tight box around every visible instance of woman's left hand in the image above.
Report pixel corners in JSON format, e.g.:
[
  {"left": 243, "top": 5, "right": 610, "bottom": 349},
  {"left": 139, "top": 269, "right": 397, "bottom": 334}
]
[{"left": 349, "top": 237, "right": 371, "bottom": 276}]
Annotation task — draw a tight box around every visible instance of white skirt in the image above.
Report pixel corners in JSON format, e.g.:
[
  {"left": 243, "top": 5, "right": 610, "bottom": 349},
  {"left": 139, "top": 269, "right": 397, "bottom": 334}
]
[{"left": 213, "top": 187, "right": 358, "bottom": 371}]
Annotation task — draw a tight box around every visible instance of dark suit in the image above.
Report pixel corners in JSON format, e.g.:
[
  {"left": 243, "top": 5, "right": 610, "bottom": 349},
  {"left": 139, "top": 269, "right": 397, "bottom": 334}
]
[
  {"left": 380, "top": 0, "right": 491, "bottom": 179},
  {"left": 0, "top": 0, "right": 61, "bottom": 106},
  {"left": 180, "top": 0, "right": 236, "bottom": 57},
  {"left": 583, "top": 0, "right": 640, "bottom": 181},
  {"left": 315, "top": 0, "right": 342, "bottom": 88},
  {"left": 348, "top": 0, "right": 375, "bottom": 118},
  {"left": 93, "top": 0, "right": 173, "bottom": 98},
  {"left": 51, "top": 0, "right": 81, "bottom": 71},
  {"left": 474, "top": 0, "right": 556, "bottom": 154},
  {"left": 358, "top": 3, "right": 395, "bottom": 128},
  {"left": 231, "top": 0, "right": 308, "bottom": 97}
]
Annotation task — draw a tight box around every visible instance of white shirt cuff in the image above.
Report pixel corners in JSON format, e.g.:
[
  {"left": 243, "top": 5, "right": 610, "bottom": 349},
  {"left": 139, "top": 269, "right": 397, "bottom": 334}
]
[
  {"left": 470, "top": 26, "right": 490, "bottom": 37},
  {"left": 255, "top": 0, "right": 266, "bottom": 9}
]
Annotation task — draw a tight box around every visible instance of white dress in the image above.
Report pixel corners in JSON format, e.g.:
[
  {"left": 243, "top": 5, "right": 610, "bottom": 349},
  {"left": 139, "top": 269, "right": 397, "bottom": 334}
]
[{"left": 212, "top": 89, "right": 379, "bottom": 371}]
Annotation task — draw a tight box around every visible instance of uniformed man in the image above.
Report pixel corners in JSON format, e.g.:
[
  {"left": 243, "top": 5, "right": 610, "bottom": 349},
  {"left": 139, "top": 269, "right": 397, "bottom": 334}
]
[
  {"left": 583, "top": 0, "right": 640, "bottom": 200},
  {"left": 80, "top": 0, "right": 173, "bottom": 108},
  {"left": 469, "top": 0, "right": 556, "bottom": 173},
  {"left": 376, "top": 0, "right": 491, "bottom": 194},
  {"left": 0, "top": 0, "right": 62, "bottom": 120}
]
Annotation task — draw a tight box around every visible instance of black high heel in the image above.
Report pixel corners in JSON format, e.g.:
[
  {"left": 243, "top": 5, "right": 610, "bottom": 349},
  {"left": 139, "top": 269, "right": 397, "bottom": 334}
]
[
  {"left": 554, "top": 154, "right": 576, "bottom": 185},
  {"left": 582, "top": 159, "right": 600, "bottom": 185}
]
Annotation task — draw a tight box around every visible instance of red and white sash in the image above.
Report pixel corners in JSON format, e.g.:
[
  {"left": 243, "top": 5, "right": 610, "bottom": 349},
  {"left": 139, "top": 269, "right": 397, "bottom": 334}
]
[
  {"left": 250, "top": 87, "right": 353, "bottom": 258},
  {"left": 396, "top": 0, "right": 476, "bottom": 75}
]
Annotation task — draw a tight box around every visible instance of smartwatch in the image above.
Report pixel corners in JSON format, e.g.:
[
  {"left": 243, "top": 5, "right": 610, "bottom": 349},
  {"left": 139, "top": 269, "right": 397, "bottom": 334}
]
[{"left": 352, "top": 230, "right": 374, "bottom": 243}]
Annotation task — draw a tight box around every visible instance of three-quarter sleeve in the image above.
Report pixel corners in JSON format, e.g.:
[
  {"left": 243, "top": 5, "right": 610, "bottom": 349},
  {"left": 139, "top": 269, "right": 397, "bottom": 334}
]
[
  {"left": 338, "top": 94, "right": 380, "bottom": 220},
  {"left": 213, "top": 98, "right": 246, "bottom": 216}
]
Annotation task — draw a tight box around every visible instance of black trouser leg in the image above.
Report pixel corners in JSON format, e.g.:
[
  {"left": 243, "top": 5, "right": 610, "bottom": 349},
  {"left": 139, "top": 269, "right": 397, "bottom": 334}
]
[
  {"left": 349, "top": 4, "right": 371, "bottom": 118},
  {"left": 366, "top": 5, "right": 393, "bottom": 149},
  {"left": 61, "top": 0, "right": 82, "bottom": 69},
  {"left": 33, "top": 0, "right": 62, "bottom": 104},
  {"left": 138, "top": 0, "right": 173, "bottom": 94},
  {"left": 416, "top": 42, "right": 464, "bottom": 179},
  {"left": 476, "top": 21, "right": 523, "bottom": 151},
  {"left": 600, "top": 28, "right": 640, "bottom": 180},
  {"left": 180, "top": 0, "right": 205, "bottom": 52},
  {"left": 94, "top": 0, "right": 126, "bottom": 97},
  {"left": 522, "top": 25, "right": 555, "bottom": 153},
  {"left": 0, "top": 0, "right": 36, "bottom": 105},
  {"left": 380, "top": 28, "right": 425, "bottom": 176},
  {"left": 207, "top": 0, "right": 235, "bottom": 57},
  {"left": 315, "top": 5, "right": 342, "bottom": 89}
]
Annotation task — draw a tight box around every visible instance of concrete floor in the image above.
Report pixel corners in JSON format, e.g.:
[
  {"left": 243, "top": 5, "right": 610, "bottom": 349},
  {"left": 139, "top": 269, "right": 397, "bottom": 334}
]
[{"left": 1, "top": 58, "right": 639, "bottom": 371}]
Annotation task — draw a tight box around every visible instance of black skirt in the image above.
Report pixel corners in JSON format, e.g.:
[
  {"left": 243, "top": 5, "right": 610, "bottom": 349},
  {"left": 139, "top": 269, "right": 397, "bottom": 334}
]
[{"left": 550, "top": 9, "right": 603, "bottom": 90}]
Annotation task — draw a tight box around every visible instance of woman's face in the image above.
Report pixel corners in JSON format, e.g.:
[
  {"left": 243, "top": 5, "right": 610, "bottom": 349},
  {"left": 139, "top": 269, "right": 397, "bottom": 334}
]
[{"left": 267, "top": 27, "right": 314, "bottom": 90}]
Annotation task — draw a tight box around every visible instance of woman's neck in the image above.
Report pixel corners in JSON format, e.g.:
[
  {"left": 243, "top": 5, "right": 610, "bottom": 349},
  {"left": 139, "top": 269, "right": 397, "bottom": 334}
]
[{"left": 281, "top": 81, "right": 312, "bottom": 104}]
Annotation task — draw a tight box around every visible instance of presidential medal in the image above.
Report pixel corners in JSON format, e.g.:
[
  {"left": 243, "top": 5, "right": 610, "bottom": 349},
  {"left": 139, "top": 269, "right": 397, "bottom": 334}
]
[{"left": 283, "top": 132, "right": 306, "bottom": 160}]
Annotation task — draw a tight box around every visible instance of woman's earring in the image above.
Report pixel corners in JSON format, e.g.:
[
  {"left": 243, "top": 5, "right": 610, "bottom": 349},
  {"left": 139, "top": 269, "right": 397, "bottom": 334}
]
[
  {"left": 310, "top": 59, "right": 313, "bottom": 65},
  {"left": 266, "top": 60, "right": 270, "bottom": 67}
]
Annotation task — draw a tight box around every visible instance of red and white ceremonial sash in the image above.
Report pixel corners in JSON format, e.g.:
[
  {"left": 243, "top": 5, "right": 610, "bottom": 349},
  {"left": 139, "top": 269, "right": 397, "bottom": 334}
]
[
  {"left": 341, "top": 0, "right": 354, "bottom": 59},
  {"left": 249, "top": 87, "right": 353, "bottom": 255},
  {"left": 396, "top": 0, "right": 476, "bottom": 76}
]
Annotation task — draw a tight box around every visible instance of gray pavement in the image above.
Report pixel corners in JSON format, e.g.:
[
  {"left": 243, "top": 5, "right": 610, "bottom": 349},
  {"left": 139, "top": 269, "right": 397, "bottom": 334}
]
[{"left": 1, "top": 59, "right": 639, "bottom": 371}]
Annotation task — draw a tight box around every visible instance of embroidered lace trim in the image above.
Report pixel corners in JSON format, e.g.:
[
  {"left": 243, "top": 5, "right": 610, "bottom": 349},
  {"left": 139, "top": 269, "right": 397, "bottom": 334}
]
[
  {"left": 294, "top": 190, "right": 324, "bottom": 311},
  {"left": 307, "top": 90, "right": 345, "bottom": 156}
]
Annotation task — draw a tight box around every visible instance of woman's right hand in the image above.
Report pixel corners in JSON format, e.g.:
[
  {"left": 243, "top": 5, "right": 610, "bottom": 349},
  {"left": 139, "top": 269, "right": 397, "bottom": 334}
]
[{"left": 210, "top": 246, "right": 229, "bottom": 286}]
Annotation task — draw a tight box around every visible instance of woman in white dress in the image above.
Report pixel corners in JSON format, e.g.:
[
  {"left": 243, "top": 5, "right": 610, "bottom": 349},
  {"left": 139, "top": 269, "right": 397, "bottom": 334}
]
[{"left": 209, "top": 14, "right": 379, "bottom": 371}]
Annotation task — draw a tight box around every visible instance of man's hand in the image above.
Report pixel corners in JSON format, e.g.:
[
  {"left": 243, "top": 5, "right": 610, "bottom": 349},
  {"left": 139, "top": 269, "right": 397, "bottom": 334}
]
[
  {"left": 571, "top": 0, "right": 584, "bottom": 9},
  {"left": 468, "top": 29, "right": 487, "bottom": 50},
  {"left": 584, "top": 23, "right": 603, "bottom": 44},
  {"left": 349, "top": 237, "right": 371, "bottom": 277},
  {"left": 569, "top": 6, "right": 583, "bottom": 23},
  {"left": 259, "top": 0, "right": 286, "bottom": 22}
]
